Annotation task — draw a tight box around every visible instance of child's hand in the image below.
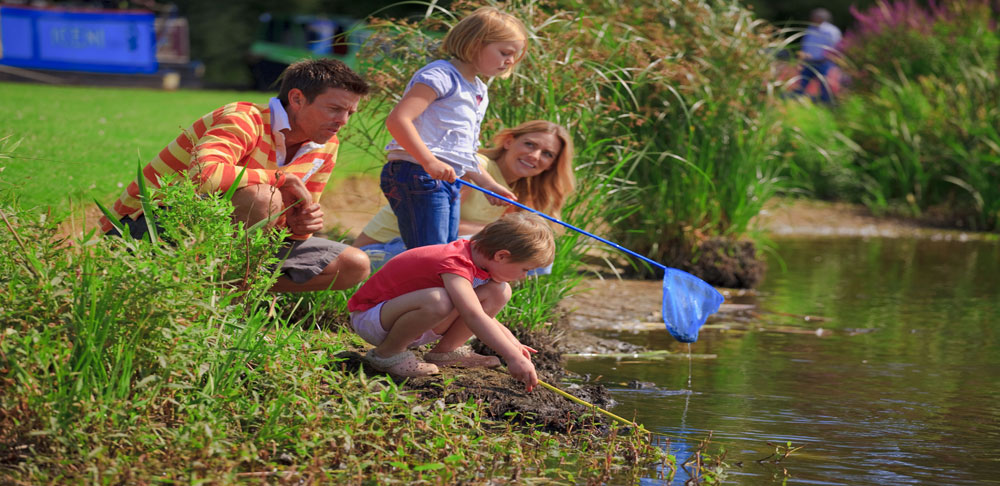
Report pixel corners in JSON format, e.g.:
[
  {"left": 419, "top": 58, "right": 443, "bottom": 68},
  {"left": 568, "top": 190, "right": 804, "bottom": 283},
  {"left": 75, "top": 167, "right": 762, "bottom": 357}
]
[
  {"left": 507, "top": 355, "right": 538, "bottom": 392},
  {"left": 520, "top": 345, "right": 537, "bottom": 361},
  {"left": 424, "top": 158, "right": 457, "bottom": 183}
]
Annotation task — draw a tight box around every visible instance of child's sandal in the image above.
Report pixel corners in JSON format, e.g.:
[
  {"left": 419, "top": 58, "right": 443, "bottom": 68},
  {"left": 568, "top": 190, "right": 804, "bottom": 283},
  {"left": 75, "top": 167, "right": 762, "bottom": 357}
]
[
  {"left": 424, "top": 346, "right": 501, "bottom": 368},
  {"left": 364, "top": 349, "right": 439, "bottom": 377}
]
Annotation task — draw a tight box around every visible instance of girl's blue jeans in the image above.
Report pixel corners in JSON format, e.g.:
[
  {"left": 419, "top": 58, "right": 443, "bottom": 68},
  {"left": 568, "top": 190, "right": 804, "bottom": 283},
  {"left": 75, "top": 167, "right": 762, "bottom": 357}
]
[{"left": 380, "top": 160, "right": 460, "bottom": 249}]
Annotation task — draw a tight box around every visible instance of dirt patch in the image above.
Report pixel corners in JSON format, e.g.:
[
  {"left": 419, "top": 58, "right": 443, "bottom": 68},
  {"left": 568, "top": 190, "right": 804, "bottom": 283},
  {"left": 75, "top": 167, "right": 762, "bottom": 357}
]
[
  {"left": 334, "top": 333, "right": 619, "bottom": 434},
  {"left": 58, "top": 205, "right": 105, "bottom": 239}
]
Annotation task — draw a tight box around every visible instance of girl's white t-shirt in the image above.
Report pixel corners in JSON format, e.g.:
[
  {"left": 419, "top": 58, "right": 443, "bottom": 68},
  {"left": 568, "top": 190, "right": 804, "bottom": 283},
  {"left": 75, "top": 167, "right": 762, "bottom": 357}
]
[{"left": 385, "top": 59, "right": 488, "bottom": 177}]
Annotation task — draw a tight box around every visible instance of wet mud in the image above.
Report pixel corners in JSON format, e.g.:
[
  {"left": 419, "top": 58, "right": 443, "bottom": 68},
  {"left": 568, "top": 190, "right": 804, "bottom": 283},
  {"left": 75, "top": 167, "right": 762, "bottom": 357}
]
[{"left": 334, "top": 328, "right": 620, "bottom": 434}]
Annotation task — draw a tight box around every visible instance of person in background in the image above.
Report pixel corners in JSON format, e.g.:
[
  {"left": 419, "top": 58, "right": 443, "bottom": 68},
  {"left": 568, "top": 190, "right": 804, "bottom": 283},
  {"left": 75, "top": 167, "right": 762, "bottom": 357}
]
[
  {"left": 380, "top": 6, "right": 527, "bottom": 251},
  {"left": 100, "top": 58, "right": 372, "bottom": 292},
  {"left": 794, "top": 7, "right": 842, "bottom": 103},
  {"left": 354, "top": 120, "right": 575, "bottom": 272},
  {"left": 347, "top": 212, "right": 553, "bottom": 390}
]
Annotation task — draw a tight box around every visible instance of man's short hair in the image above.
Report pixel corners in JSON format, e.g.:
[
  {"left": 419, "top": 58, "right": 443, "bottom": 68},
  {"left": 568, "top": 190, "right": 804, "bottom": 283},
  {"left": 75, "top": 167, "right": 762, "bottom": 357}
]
[
  {"left": 278, "top": 58, "right": 370, "bottom": 105},
  {"left": 471, "top": 212, "right": 555, "bottom": 267}
]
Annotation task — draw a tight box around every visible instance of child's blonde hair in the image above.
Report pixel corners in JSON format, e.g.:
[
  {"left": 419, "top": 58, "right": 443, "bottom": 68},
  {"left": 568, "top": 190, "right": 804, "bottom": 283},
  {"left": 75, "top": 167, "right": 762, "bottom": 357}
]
[
  {"left": 479, "top": 120, "right": 575, "bottom": 215},
  {"left": 471, "top": 212, "right": 554, "bottom": 266},
  {"left": 442, "top": 6, "right": 528, "bottom": 77}
]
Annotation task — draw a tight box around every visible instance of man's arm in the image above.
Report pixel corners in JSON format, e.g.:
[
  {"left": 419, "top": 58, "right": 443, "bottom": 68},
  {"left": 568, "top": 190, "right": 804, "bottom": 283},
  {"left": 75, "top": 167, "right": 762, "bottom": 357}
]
[{"left": 186, "top": 109, "right": 282, "bottom": 195}]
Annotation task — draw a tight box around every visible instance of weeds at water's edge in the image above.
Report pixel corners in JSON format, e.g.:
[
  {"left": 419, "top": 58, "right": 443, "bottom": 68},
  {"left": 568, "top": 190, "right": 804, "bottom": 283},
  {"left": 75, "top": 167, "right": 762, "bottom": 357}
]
[{"left": 0, "top": 179, "right": 718, "bottom": 483}]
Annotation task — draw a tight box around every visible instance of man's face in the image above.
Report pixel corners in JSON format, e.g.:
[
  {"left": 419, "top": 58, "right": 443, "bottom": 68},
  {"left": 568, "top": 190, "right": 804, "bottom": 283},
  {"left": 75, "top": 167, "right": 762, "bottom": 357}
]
[{"left": 288, "top": 87, "right": 361, "bottom": 143}]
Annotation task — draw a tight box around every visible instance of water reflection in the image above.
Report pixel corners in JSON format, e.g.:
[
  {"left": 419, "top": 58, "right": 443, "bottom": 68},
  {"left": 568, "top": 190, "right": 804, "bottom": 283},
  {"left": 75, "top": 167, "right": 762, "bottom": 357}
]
[{"left": 566, "top": 236, "right": 1000, "bottom": 485}]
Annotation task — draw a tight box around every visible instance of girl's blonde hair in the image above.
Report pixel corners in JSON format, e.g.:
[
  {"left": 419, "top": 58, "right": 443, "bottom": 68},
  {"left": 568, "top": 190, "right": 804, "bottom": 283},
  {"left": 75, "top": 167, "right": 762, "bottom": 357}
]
[
  {"left": 472, "top": 212, "right": 555, "bottom": 266},
  {"left": 479, "top": 120, "right": 575, "bottom": 215},
  {"left": 442, "top": 6, "right": 528, "bottom": 76}
]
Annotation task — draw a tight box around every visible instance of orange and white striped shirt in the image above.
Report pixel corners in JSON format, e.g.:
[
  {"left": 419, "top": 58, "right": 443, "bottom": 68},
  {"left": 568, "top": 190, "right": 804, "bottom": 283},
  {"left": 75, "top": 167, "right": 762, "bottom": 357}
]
[{"left": 99, "top": 101, "right": 338, "bottom": 238}]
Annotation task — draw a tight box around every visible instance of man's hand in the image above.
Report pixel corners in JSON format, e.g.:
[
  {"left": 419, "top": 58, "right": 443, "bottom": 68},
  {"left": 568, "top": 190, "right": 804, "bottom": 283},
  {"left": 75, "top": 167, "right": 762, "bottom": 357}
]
[
  {"left": 279, "top": 173, "right": 313, "bottom": 209},
  {"left": 279, "top": 174, "right": 323, "bottom": 235},
  {"left": 285, "top": 202, "right": 325, "bottom": 236}
]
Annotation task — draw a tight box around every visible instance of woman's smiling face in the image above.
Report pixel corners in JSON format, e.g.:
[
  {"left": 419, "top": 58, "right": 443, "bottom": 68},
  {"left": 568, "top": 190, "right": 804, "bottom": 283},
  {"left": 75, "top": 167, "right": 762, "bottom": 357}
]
[{"left": 499, "top": 131, "right": 563, "bottom": 182}]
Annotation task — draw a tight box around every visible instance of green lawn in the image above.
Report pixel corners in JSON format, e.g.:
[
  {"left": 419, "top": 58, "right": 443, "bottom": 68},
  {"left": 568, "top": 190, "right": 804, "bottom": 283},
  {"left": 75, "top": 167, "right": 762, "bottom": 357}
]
[{"left": 0, "top": 82, "right": 387, "bottom": 217}]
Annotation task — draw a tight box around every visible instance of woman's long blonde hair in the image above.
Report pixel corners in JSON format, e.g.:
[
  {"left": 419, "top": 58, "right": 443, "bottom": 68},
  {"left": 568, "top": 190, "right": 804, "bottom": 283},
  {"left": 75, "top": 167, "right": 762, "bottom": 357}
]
[{"left": 479, "top": 120, "right": 575, "bottom": 215}]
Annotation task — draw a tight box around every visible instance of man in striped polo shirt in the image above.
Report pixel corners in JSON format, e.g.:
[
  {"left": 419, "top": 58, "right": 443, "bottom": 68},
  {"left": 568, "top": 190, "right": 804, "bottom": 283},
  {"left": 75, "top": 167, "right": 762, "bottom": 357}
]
[{"left": 101, "top": 58, "right": 372, "bottom": 292}]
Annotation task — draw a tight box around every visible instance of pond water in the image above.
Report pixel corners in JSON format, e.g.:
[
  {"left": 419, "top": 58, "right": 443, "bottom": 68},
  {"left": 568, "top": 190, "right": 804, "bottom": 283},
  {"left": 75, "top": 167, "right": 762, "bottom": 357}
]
[{"left": 564, "top": 235, "right": 1000, "bottom": 485}]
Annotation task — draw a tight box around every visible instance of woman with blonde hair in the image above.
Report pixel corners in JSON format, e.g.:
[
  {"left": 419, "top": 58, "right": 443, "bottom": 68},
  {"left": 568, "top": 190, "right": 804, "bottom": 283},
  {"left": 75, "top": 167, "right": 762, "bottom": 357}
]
[{"left": 354, "top": 120, "right": 575, "bottom": 272}]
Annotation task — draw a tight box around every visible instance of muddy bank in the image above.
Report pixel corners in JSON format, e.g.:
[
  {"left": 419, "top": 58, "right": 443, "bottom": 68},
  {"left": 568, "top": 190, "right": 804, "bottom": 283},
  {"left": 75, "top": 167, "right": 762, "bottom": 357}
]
[
  {"left": 327, "top": 283, "right": 751, "bottom": 435},
  {"left": 333, "top": 331, "right": 620, "bottom": 434}
]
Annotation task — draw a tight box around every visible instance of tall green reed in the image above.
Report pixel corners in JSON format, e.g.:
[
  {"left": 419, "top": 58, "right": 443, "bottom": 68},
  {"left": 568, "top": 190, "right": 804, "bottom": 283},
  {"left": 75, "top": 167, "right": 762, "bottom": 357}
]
[
  {"left": 543, "top": 0, "right": 791, "bottom": 274},
  {"left": 838, "top": 69, "right": 1000, "bottom": 229},
  {"left": 774, "top": 99, "right": 865, "bottom": 201}
]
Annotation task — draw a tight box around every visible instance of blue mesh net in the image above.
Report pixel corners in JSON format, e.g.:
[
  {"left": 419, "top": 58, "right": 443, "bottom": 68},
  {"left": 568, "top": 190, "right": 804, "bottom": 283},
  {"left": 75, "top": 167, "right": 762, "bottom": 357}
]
[{"left": 661, "top": 268, "right": 725, "bottom": 343}]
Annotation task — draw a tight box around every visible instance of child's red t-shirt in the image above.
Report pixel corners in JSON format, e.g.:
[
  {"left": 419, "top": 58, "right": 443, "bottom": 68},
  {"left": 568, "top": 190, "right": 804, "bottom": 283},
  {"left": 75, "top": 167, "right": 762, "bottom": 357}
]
[{"left": 347, "top": 239, "right": 491, "bottom": 312}]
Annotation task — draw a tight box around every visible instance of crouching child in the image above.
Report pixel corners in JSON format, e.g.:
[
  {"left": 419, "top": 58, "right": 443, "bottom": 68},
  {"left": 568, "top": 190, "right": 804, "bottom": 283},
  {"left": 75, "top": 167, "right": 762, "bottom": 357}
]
[{"left": 346, "top": 212, "right": 553, "bottom": 391}]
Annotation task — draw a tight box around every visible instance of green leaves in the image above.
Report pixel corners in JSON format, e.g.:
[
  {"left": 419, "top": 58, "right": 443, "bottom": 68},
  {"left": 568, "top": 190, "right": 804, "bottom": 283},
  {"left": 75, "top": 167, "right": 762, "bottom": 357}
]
[
  {"left": 94, "top": 198, "right": 126, "bottom": 236},
  {"left": 135, "top": 153, "right": 158, "bottom": 244}
]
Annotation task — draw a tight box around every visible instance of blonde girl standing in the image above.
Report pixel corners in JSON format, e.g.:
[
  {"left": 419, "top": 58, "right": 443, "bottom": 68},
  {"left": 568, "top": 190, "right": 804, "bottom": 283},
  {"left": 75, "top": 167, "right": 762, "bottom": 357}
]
[{"left": 381, "top": 6, "right": 527, "bottom": 249}]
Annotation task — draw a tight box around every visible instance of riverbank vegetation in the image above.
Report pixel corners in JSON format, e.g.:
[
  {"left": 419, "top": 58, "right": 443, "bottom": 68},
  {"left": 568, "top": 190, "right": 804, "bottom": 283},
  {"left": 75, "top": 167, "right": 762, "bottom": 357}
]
[
  {"left": 2, "top": 0, "right": 998, "bottom": 482},
  {"left": 779, "top": 0, "right": 1000, "bottom": 231},
  {"left": 0, "top": 178, "right": 675, "bottom": 483}
]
